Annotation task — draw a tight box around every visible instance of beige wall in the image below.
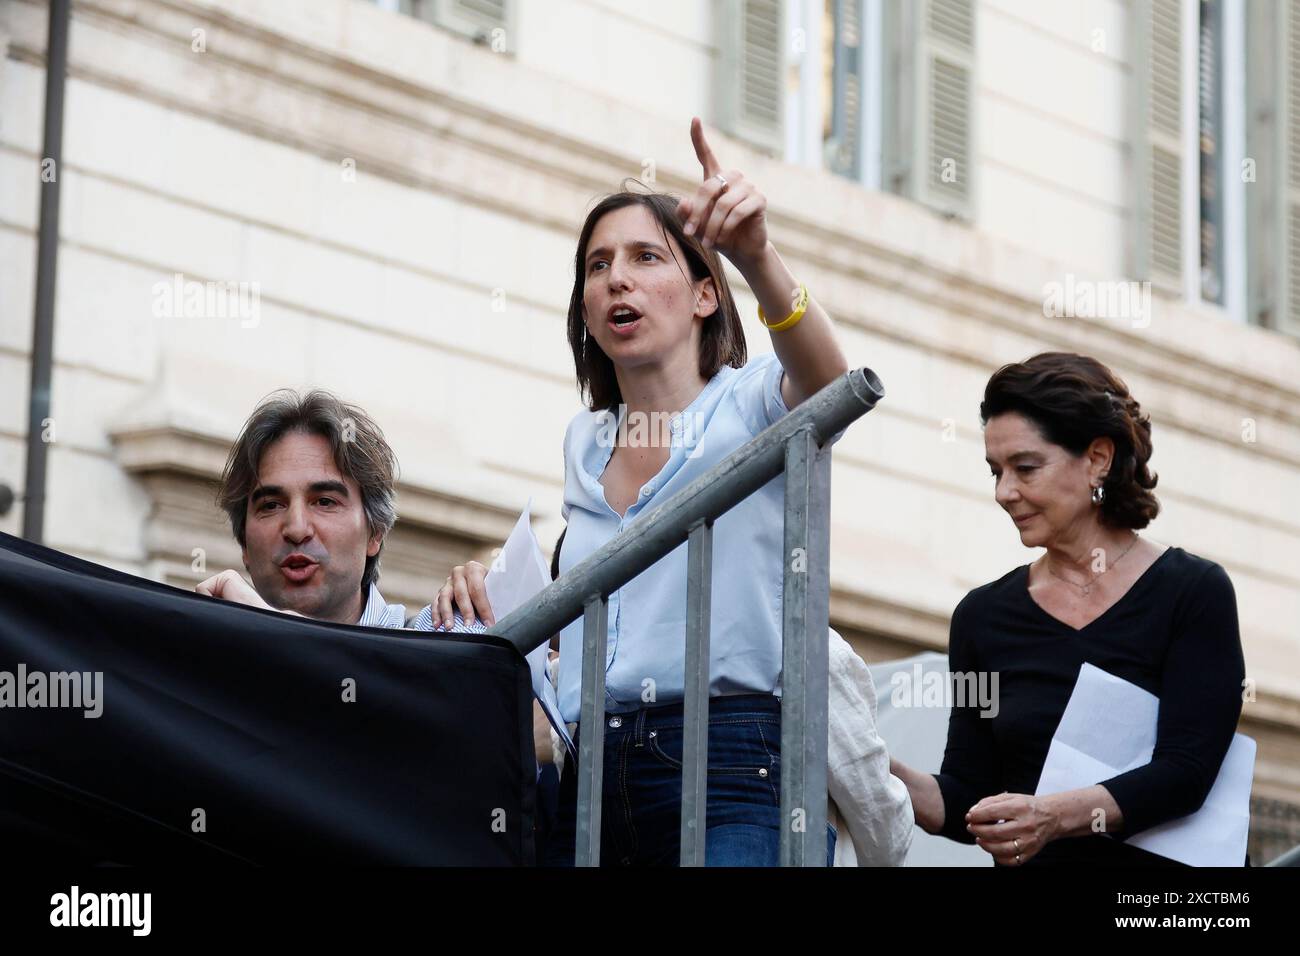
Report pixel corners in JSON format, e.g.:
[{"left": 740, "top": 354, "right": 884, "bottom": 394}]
[
  {"left": 2, "top": 0, "right": 1297, "bottom": 853},
  {"left": 976, "top": 0, "right": 1131, "bottom": 276}
]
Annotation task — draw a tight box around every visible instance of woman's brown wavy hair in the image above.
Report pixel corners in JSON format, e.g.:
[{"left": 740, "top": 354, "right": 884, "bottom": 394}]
[{"left": 980, "top": 352, "right": 1160, "bottom": 529}]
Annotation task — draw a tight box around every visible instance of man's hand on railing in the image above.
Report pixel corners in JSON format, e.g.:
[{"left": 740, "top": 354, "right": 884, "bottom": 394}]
[{"left": 433, "top": 560, "right": 496, "bottom": 630}]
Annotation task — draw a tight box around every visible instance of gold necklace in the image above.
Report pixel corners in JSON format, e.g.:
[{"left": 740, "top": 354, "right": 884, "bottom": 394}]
[{"left": 1045, "top": 534, "right": 1139, "bottom": 597}]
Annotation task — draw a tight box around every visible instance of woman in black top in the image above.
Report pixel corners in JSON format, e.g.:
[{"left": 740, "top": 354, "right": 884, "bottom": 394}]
[{"left": 890, "top": 352, "right": 1245, "bottom": 865}]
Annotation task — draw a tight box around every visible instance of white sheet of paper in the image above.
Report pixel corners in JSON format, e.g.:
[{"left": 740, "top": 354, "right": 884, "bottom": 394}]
[
  {"left": 1034, "top": 662, "right": 1254, "bottom": 867},
  {"left": 484, "top": 500, "right": 572, "bottom": 752}
]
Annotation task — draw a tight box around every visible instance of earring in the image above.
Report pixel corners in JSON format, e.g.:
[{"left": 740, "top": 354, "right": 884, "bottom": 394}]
[{"left": 1091, "top": 485, "right": 1105, "bottom": 506}]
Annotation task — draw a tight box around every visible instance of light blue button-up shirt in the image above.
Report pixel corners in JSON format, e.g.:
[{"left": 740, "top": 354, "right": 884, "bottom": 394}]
[{"left": 555, "top": 352, "right": 794, "bottom": 725}]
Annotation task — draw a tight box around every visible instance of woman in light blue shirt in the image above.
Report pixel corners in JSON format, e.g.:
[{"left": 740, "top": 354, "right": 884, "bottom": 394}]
[{"left": 435, "top": 119, "right": 849, "bottom": 865}]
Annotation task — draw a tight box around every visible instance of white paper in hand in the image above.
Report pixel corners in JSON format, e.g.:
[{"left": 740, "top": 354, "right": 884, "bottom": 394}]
[
  {"left": 1034, "top": 663, "right": 1254, "bottom": 866},
  {"left": 484, "top": 500, "right": 573, "bottom": 752}
]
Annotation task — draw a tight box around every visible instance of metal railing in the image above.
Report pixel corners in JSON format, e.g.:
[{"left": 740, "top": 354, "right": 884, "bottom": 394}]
[{"left": 487, "top": 367, "right": 885, "bottom": 866}]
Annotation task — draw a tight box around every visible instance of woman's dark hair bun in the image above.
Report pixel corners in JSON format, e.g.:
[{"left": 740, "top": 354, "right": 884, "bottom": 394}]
[{"left": 980, "top": 352, "right": 1159, "bottom": 529}]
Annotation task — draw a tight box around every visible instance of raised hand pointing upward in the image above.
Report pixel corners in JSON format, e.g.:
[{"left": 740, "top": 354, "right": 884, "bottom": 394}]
[
  {"left": 670, "top": 117, "right": 848, "bottom": 410},
  {"left": 675, "top": 117, "right": 769, "bottom": 269}
]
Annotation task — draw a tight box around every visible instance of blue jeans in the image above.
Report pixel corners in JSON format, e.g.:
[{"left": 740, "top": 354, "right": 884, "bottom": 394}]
[{"left": 543, "top": 693, "right": 836, "bottom": 867}]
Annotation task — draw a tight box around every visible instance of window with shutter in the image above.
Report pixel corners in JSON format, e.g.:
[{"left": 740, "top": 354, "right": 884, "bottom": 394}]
[
  {"left": 783, "top": 0, "right": 881, "bottom": 184},
  {"left": 1284, "top": 0, "right": 1300, "bottom": 334},
  {"left": 882, "top": 0, "right": 975, "bottom": 219},
  {"left": 826, "top": 0, "right": 864, "bottom": 179},
  {"left": 1244, "top": 0, "right": 1280, "bottom": 330},
  {"left": 718, "top": 0, "right": 786, "bottom": 155},
  {"left": 399, "top": 0, "right": 513, "bottom": 50},
  {"left": 1134, "top": 0, "right": 1186, "bottom": 293},
  {"left": 1138, "top": 0, "right": 1265, "bottom": 324},
  {"left": 1198, "top": 0, "right": 1225, "bottom": 305}
]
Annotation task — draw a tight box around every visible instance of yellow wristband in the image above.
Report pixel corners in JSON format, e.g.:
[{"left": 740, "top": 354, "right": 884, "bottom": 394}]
[{"left": 758, "top": 283, "right": 809, "bottom": 332}]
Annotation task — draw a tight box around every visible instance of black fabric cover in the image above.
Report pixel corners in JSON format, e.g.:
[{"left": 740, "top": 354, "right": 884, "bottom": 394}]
[{"left": 0, "top": 532, "right": 535, "bottom": 865}]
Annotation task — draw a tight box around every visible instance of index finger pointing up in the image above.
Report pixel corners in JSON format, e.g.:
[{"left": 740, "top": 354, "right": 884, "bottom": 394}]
[{"left": 690, "top": 116, "right": 721, "bottom": 179}]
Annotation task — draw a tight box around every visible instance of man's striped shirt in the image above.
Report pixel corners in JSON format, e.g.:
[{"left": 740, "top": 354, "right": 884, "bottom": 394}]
[{"left": 357, "top": 582, "right": 486, "bottom": 633}]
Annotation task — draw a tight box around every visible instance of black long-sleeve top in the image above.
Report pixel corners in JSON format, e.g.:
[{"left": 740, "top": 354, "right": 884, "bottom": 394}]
[{"left": 933, "top": 546, "right": 1245, "bottom": 865}]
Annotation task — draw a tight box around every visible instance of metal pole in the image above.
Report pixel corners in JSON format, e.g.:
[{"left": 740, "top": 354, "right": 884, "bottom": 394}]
[
  {"left": 778, "top": 428, "right": 832, "bottom": 866},
  {"left": 679, "top": 519, "right": 713, "bottom": 866},
  {"left": 574, "top": 594, "right": 608, "bottom": 866},
  {"left": 22, "top": 0, "right": 72, "bottom": 544}
]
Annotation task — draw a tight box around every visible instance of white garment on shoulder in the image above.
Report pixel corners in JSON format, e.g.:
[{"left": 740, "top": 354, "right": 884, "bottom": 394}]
[{"left": 827, "top": 629, "right": 915, "bottom": 866}]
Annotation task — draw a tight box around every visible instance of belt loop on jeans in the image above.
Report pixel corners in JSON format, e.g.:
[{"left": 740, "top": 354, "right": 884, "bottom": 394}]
[{"left": 634, "top": 706, "right": 649, "bottom": 748}]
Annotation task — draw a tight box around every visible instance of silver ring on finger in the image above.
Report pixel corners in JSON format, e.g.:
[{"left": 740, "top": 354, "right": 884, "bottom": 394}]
[{"left": 713, "top": 173, "right": 728, "bottom": 190}]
